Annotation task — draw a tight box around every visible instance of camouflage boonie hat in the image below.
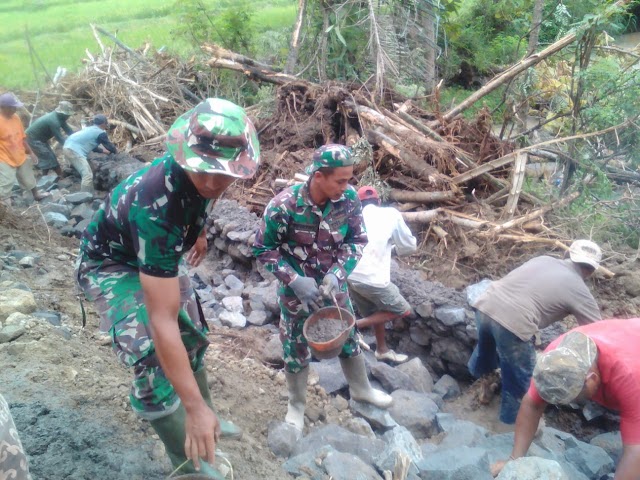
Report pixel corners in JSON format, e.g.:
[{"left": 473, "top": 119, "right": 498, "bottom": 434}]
[
  {"left": 55, "top": 101, "right": 74, "bottom": 116},
  {"left": 166, "top": 98, "right": 260, "bottom": 179},
  {"left": 306, "top": 144, "right": 353, "bottom": 174},
  {"left": 533, "top": 331, "right": 598, "bottom": 405}
]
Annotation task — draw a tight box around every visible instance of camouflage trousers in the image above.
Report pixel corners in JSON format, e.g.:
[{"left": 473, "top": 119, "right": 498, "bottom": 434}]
[
  {"left": 76, "top": 256, "right": 210, "bottom": 420},
  {"left": 0, "top": 394, "right": 31, "bottom": 480},
  {"left": 278, "top": 281, "right": 360, "bottom": 373}
]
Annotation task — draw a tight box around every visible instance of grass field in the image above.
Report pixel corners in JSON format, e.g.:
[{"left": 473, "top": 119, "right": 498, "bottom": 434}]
[{"left": 0, "top": 0, "right": 296, "bottom": 89}]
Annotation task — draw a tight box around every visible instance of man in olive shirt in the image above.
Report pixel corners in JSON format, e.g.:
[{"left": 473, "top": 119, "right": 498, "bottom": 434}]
[
  {"left": 26, "top": 101, "right": 74, "bottom": 177},
  {"left": 468, "top": 240, "right": 602, "bottom": 424}
]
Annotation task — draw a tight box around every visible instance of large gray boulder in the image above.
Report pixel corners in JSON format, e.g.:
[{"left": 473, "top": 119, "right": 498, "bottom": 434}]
[
  {"left": 70, "top": 204, "right": 95, "bottom": 222},
  {"left": 371, "top": 362, "right": 418, "bottom": 392},
  {"left": 435, "top": 414, "right": 489, "bottom": 450},
  {"left": 283, "top": 445, "right": 335, "bottom": 478},
  {"left": 310, "top": 358, "right": 348, "bottom": 394},
  {"left": 218, "top": 311, "right": 246, "bottom": 328},
  {"left": 433, "top": 374, "right": 461, "bottom": 399},
  {"left": 396, "top": 357, "right": 434, "bottom": 393},
  {"left": 388, "top": 390, "right": 439, "bottom": 439},
  {"left": 416, "top": 446, "right": 492, "bottom": 480},
  {"left": 40, "top": 202, "right": 71, "bottom": 217},
  {"left": 375, "top": 426, "right": 423, "bottom": 476},
  {"left": 43, "top": 211, "right": 69, "bottom": 228},
  {"left": 475, "top": 433, "right": 554, "bottom": 465},
  {"left": 349, "top": 400, "right": 397, "bottom": 431},
  {"left": 292, "top": 424, "right": 385, "bottom": 466},
  {"left": 563, "top": 438, "right": 614, "bottom": 478},
  {"left": 496, "top": 457, "right": 568, "bottom": 480},
  {"left": 323, "top": 451, "right": 383, "bottom": 480},
  {"left": 590, "top": 431, "right": 622, "bottom": 465},
  {"left": 65, "top": 191, "right": 94, "bottom": 204},
  {"left": 434, "top": 306, "right": 467, "bottom": 327},
  {"left": 267, "top": 421, "right": 302, "bottom": 458},
  {"left": 533, "top": 427, "right": 574, "bottom": 456}
]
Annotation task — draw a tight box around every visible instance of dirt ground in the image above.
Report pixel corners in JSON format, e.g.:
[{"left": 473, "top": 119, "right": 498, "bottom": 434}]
[
  {"left": 1, "top": 190, "right": 633, "bottom": 479},
  {"left": 0, "top": 208, "right": 300, "bottom": 480}
]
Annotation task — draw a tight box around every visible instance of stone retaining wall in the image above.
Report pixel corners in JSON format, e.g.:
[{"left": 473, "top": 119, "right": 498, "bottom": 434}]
[{"left": 205, "top": 199, "right": 488, "bottom": 377}]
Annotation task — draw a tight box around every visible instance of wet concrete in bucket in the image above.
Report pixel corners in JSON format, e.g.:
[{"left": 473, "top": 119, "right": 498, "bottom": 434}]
[{"left": 306, "top": 317, "right": 349, "bottom": 342}]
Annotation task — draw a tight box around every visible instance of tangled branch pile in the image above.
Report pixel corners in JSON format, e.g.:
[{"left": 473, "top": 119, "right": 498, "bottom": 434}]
[
  {"left": 63, "top": 25, "right": 201, "bottom": 146},
  {"left": 201, "top": 43, "right": 620, "bottom": 276}
]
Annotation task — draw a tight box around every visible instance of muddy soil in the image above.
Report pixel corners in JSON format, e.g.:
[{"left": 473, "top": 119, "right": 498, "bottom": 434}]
[
  {"left": 306, "top": 317, "right": 349, "bottom": 343},
  {"left": 1, "top": 187, "right": 633, "bottom": 479},
  {"left": 0, "top": 208, "right": 300, "bottom": 480}
]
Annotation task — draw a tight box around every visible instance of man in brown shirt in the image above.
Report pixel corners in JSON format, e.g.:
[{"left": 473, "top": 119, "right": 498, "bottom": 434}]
[{"left": 468, "top": 240, "right": 601, "bottom": 424}]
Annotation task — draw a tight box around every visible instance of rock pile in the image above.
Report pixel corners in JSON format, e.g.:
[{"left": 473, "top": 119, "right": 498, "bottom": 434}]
[
  {"left": 266, "top": 354, "right": 618, "bottom": 479},
  {"left": 194, "top": 199, "right": 490, "bottom": 377}
]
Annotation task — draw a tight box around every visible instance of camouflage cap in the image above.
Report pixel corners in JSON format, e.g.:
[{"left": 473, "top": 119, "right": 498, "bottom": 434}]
[
  {"left": 533, "top": 331, "right": 598, "bottom": 405},
  {"left": 306, "top": 144, "right": 353, "bottom": 174},
  {"left": 55, "top": 101, "right": 74, "bottom": 116},
  {"left": 166, "top": 98, "right": 260, "bottom": 179}
]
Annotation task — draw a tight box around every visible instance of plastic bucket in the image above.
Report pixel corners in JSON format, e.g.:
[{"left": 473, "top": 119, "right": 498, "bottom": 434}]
[{"left": 303, "top": 306, "right": 355, "bottom": 360}]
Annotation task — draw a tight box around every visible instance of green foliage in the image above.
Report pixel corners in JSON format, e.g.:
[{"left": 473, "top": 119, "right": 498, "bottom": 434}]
[
  {"left": 173, "top": 0, "right": 255, "bottom": 54},
  {"left": 297, "top": 1, "right": 370, "bottom": 82},
  {"left": 530, "top": 52, "right": 640, "bottom": 166},
  {"left": 442, "top": 0, "right": 531, "bottom": 75},
  {"left": 561, "top": 176, "right": 640, "bottom": 249},
  {"left": 524, "top": 171, "right": 640, "bottom": 250}
]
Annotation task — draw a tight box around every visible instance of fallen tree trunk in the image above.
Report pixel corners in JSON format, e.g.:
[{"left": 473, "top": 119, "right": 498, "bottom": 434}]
[
  {"left": 364, "top": 129, "right": 439, "bottom": 179},
  {"left": 202, "top": 43, "right": 301, "bottom": 86},
  {"left": 401, "top": 209, "right": 440, "bottom": 223},
  {"left": 389, "top": 190, "right": 458, "bottom": 203},
  {"left": 606, "top": 165, "right": 640, "bottom": 185},
  {"left": 401, "top": 208, "right": 489, "bottom": 228}
]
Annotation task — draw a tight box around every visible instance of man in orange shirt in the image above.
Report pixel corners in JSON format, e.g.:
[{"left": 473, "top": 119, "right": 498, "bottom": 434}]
[{"left": 0, "top": 92, "right": 49, "bottom": 206}]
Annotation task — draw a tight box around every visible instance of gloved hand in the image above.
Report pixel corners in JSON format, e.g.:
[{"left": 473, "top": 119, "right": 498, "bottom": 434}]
[
  {"left": 319, "top": 273, "right": 339, "bottom": 300},
  {"left": 289, "top": 275, "right": 322, "bottom": 313}
]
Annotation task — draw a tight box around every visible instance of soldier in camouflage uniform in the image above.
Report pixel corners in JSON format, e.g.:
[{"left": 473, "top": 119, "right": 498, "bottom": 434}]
[
  {"left": 253, "top": 144, "right": 392, "bottom": 431},
  {"left": 0, "top": 394, "right": 31, "bottom": 480},
  {"left": 76, "top": 98, "right": 260, "bottom": 478}
]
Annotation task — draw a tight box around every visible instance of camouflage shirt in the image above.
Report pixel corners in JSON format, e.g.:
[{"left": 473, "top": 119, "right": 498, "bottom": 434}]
[
  {"left": 80, "top": 153, "right": 210, "bottom": 277},
  {"left": 253, "top": 181, "right": 367, "bottom": 284}
]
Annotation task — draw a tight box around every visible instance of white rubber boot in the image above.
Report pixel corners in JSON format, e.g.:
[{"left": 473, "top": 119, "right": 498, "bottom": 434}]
[
  {"left": 340, "top": 355, "right": 392, "bottom": 408},
  {"left": 284, "top": 367, "right": 309, "bottom": 430}
]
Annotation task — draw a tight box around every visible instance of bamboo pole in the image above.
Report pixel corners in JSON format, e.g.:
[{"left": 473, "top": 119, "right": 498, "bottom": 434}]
[{"left": 432, "top": 0, "right": 633, "bottom": 126}]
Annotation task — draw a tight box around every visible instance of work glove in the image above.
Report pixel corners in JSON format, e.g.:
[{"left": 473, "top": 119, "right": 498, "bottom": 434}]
[
  {"left": 319, "top": 273, "right": 339, "bottom": 300},
  {"left": 289, "top": 275, "right": 322, "bottom": 313}
]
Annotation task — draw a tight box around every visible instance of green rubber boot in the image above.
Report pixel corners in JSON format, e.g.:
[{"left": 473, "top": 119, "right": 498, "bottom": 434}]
[
  {"left": 150, "top": 406, "right": 225, "bottom": 479},
  {"left": 194, "top": 368, "right": 243, "bottom": 440}
]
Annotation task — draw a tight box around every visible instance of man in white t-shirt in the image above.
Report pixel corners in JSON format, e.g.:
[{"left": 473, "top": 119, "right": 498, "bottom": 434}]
[{"left": 348, "top": 186, "right": 417, "bottom": 363}]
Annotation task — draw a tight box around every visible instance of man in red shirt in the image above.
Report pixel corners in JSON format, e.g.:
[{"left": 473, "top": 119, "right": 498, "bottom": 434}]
[{"left": 491, "top": 318, "right": 640, "bottom": 479}]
